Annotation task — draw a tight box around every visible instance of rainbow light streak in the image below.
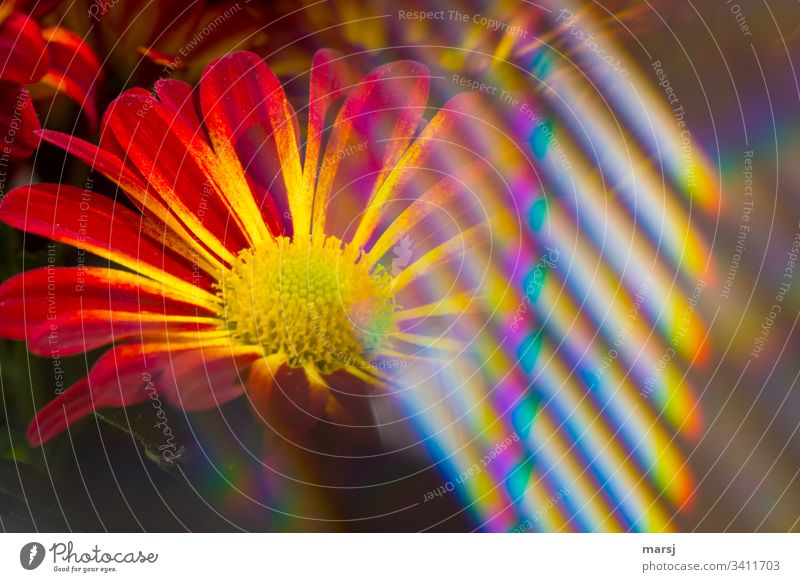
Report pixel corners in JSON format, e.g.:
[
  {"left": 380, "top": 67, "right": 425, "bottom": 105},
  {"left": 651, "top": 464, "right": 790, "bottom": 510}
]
[
  {"left": 535, "top": 135, "right": 711, "bottom": 357},
  {"left": 400, "top": 3, "right": 715, "bottom": 531},
  {"left": 511, "top": 8, "right": 710, "bottom": 529},
  {"left": 537, "top": 0, "right": 719, "bottom": 215},
  {"left": 531, "top": 336, "right": 676, "bottom": 531},
  {"left": 531, "top": 274, "right": 699, "bottom": 502}
]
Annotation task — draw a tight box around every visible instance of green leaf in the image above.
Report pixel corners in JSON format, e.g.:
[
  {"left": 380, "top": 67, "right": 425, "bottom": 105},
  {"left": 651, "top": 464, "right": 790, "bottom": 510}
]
[{"left": 95, "top": 405, "right": 189, "bottom": 473}]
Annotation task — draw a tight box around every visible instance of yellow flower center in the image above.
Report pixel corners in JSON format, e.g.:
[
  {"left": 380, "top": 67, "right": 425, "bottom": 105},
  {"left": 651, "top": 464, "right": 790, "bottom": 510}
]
[{"left": 217, "top": 236, "right": 397, "bottom": 374}]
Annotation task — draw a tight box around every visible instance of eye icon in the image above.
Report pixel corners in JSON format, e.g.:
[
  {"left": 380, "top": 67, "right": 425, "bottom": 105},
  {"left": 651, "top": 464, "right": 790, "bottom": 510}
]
[{"left": 20, "top": 542, "right": 46, "bottom": 570}]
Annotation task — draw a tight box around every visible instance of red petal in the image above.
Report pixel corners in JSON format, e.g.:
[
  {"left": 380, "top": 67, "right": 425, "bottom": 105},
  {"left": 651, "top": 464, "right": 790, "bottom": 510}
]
[
  {"left": 39, "top": 26, "right": 101, "bottom": 130},
  {"left": 37, "top": 128, "right": 231, "bottom": 272},
  {"left": 160, "top": 347, "right": 259, "bottom": 409},
  {"left": 0, "top": 83, "right": 40, "bottom": 158},
  {"left": 0, "top": 266, "right": 214, "bottom": 341},
  {"left": 26, "top": 310, "right": 219, "bottom": 357},
  {"left": 26, "top": 344, "right": 173, "bottom": 446},
  {"left": 27, "top": 342, "right": 256, "bottom": 446},
  {"left": 153, "top": 79, "right": 203, "bottom": 135},
  {"left": 97, "top": 87, "right": 152, "bottom": 157},
  {"left": 106, "top": 91, "right": 252, "bottom": 255},
  {"left": 312, "top": 60, "right": 430, "bottom": 241},
  {"left": 0, "top": 11, "right": 48, "bottom": 85},
  {"left": 0, "top": 184, "right": 219, "bottom": 300},
  {"left": 301, "top": 49, "right": 359, "bottom": 222},
  {"left": 200, "top": 51, "right": 300, "bottom": 236},
  {"left": 354, "top": 92, "right": 496, "bottom": 251},
  {"left": 27, "top": 377, "right": 94, "bottom": 447},
  {"left": 38, "top": 128, "right": 148, "bottom": 195}
]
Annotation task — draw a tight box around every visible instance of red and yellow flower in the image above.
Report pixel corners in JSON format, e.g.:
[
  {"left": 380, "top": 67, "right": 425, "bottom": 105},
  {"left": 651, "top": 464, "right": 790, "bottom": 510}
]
[
  {"left": 0, "top": 50, "right": 503, "bottom": 446},
  {"left": 0, "top": 0, "right": 101, "bottom": 157}
]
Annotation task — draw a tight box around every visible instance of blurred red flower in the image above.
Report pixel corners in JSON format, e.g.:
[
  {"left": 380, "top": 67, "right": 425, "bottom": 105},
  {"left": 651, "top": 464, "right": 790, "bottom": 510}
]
[{"left": 0, "top": 0, "right": 101, "bottom": 158}]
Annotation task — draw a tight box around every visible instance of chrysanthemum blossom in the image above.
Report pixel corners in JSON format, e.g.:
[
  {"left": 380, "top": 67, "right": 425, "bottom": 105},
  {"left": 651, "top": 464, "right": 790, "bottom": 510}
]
[{"left": 0, "top": 50, "right": 508, "bottom": 447}]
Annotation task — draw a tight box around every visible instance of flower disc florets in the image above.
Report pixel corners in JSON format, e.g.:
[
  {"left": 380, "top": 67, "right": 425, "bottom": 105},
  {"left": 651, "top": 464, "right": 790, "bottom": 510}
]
[{"left": 218, "top": 236, "right": 396, "bottom": 373}]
